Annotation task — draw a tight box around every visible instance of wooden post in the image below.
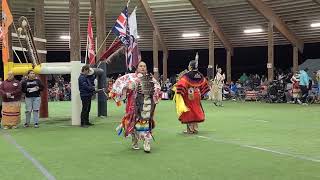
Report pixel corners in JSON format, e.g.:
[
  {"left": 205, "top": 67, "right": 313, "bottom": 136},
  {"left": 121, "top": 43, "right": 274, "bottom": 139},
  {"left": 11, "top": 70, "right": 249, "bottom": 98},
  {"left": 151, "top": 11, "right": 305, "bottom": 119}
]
[
  {"left": 96, "top": 0, "right": 105, "bottom": 60},
  {"left": 226, "top": 50, "right": 231, "bottom": 83},
  {"left": 96, "top": 0, "right": 107, "bottom": 117},
  {"left": 139, "top": 0, "right": 168, "bottom": 57},
  {"left": 268, "top": 22, "right": 274, "bottom": 81},
  {"left": 293, "top": 46, "right": 299, "bottom": 72},
  {"left": 69, "top": 0, "right": 81, "bottom": 62},
  {"left": 35, "top": 0, "right": 48, "bottom": 118},
  {"left": 153, "top": 30, "right": 159, "bottom": 80},
  {"left": 8, "top": 24, "right": 13, "bottom": 62},
  {"left": 162, "top": 50, "right": 168, "bottom": 82},
  {"left": 90, "top": 0, "right": 96, "bottom": 22},
  {"left": 208, "top": 28, "right": 215, "bottom": 79},
  {"left": 69, "top": 0, "right": 82, "bottom": 125}
]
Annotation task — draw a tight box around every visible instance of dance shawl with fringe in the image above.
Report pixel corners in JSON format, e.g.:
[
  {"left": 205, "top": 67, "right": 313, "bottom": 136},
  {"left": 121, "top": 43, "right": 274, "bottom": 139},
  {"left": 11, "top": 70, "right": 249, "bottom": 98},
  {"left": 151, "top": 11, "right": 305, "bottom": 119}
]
[{"left": 110, "top": 73, "right": 161, "bottom": 137}]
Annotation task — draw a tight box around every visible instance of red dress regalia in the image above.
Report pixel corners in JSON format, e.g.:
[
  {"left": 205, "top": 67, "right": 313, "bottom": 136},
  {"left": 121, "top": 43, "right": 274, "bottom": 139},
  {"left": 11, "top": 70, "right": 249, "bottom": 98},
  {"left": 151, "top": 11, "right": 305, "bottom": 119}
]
[{"left": 176, "top": 70, "right": 210, "bottom": 124}]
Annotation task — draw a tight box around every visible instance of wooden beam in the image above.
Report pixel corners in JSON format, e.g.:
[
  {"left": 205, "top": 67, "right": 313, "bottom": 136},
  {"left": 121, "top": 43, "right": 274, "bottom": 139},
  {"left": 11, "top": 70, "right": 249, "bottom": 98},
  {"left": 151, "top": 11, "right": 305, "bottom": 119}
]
[
  {"left": 247, "top": 0, "right": 304, "bottom": 53},
  {"left": 189, "top": 0, "right": 233, "bottom": 55},
  {"left": 139, "top": 0, "right": 167, "bottom": 52},
  {"left": 96, "top": 0, "right": 105, "bottom": 59},
  {"left": 293, "top": 46, "right": 299, "bottom": 72},
  {"left": 90, "top": 0, "right": 96, "bottom": 22},
  {"left": 153, "top": 31, "right": 159, "bottom": 80},
  {"left": 162, "top": 50, "right": 168, "bottom": 82},
  {"left": 312, "top": 0, "right": 320, "bottom": 6},
  {"left": 35, "top": 0, "right": 48, "bottom": 118},
  {"left": 34, "top": 0, "right": 46, "bottom": 63},
  {"left": 96, "top": 0, "right": 107, "bottom": 117},
  {"left": 268, "top": 22, "right": 274, "bottom": 82},
  {"left": 208, "top": 27, "right": 214, "bottom": 79},
  {"left": 226, "top": 50, "right": 232, "bottom": 83},
  {"left": 69, "top": 0, "right": 81, "bottom": 62}
]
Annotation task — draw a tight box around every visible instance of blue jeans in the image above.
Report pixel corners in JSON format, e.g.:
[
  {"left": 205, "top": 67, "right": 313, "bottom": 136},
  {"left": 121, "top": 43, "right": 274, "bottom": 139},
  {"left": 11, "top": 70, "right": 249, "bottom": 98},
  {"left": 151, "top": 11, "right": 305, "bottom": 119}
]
[{"left": 25, "top": 97, "right": 41, "bottom": 124}]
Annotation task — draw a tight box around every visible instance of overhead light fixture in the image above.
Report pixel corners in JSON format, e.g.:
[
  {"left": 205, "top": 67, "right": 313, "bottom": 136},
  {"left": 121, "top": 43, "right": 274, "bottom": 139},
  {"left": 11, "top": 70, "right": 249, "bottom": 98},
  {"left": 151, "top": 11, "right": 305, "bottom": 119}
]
[
  {"left": 137, "top": 35, "right": 140, "bottom": 39},
  {"left": 182, "top": 33, "right": 200, "bottom": 38},
  {"left": 244, "top": 28, "right": 263, "bottom": 33},
  {"left": 311, "top": 23, "right": 320, "bottom": 27},
  {"left": 60, "top": 35, "right": 70, "bottom": 40}
]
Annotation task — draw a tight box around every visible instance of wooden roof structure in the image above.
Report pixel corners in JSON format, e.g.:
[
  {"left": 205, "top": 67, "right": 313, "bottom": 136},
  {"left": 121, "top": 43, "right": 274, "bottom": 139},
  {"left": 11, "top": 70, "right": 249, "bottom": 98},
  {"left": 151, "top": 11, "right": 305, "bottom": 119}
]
[{"left": 5, "top": 0, "right": 320, "bottom": 51}]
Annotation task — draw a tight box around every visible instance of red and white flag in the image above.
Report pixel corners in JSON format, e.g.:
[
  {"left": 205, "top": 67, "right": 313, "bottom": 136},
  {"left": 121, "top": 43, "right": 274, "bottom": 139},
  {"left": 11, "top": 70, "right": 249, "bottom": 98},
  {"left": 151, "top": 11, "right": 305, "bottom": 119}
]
[
  {"left": 127, "top": 7, "right": 141, "bottom": 71},
  {"left": 87, "top": 12, "right": 95, "bottom": 65}
]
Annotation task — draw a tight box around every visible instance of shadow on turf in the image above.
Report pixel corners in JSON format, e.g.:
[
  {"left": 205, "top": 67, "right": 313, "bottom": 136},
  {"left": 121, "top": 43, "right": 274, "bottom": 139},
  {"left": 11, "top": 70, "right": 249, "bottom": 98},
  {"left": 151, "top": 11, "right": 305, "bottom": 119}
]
[
  {"left": 40, "top": 117, "right": 70, "bottom": 125},
  {"left": 39, "top": 117, "right": 120, "bottom": 128},
  {"left": 176, "top": 131, "right": 215, "bottom": 137},
  {"left": 160, "top": 128, "right": 215, "bottom": 137}
]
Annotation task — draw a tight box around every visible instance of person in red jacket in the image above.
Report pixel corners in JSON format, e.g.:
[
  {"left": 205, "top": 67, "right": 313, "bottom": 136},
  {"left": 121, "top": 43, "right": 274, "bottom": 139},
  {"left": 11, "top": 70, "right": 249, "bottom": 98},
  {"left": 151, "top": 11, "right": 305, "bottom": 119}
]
[{"left": 0, "top": 71, "right": 22, "bottom": 129}]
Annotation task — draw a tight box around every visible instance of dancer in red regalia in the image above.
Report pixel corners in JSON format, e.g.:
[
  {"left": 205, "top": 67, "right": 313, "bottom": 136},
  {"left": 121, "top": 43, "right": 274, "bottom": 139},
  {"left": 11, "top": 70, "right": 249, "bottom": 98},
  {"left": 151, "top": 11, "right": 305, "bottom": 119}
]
[{"left": 173, "top": 53, "right": 210, "bottom": 134}]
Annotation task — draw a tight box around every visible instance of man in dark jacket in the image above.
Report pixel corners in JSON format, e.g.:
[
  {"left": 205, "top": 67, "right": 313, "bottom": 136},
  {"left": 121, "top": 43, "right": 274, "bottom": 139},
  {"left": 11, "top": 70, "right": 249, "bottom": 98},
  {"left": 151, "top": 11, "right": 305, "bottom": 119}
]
[
  {"left": 78, "top": 65, "right": 96, "bottom": 127},
  {"left": 21, "top": 70, "right": 44, "bottom": 128}
]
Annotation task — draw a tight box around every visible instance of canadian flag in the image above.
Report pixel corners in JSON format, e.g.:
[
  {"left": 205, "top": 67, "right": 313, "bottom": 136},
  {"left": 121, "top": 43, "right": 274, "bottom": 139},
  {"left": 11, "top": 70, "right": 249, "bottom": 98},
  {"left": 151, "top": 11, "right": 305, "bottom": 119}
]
[{"left": 87, "top": 13, "right": 95, "bottom": 65}]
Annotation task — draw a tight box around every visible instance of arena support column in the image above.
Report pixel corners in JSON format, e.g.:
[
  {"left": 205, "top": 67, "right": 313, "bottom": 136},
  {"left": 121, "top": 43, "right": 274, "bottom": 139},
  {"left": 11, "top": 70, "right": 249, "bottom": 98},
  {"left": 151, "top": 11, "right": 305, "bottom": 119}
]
[
  {"left": 96, "top": 0, "right": 107, "bottom": 117},
  {"left": 162, "top": 50, "right": 168, "bottom": 82},
  {"left": 208, "top": 27, "right": 215, "bottom": 80},
  {"left": 35, "top": 0, "right": 48, "bottom": 118},
  {"left": 226, "top": 50, "right": 232, "bottom": 83},
  {"left": 268, "top": 22, "right": 274, "bottom": 82},
  {"left": 140, "top": 0, "right": 167, "bottom": 81},
  {"left": 293, "top": 46, "right": 299, "bottom": 72},
  {"left": 153, "top": 30, "right": 159, "bottom": 80},
  {"left": 69, "top": 0, "right": 82, "bottom": 126}
]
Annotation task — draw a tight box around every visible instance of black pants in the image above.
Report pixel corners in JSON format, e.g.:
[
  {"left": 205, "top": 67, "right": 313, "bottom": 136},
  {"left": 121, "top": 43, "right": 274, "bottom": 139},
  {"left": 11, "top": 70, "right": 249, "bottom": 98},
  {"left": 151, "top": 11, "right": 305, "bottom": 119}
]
[
  {"left": 299, "top": 85, "right": 309, "bottom": 103},
  {"left": 81, "top": 96, "right": 92, "bottom": 125}
]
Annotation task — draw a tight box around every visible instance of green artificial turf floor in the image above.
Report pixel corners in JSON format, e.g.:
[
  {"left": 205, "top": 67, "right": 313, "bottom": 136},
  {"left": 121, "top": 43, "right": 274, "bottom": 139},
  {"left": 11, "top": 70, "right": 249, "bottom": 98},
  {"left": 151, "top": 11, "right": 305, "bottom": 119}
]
[{"left": 0, "top": 100, "right": 319, "bottom": 180}]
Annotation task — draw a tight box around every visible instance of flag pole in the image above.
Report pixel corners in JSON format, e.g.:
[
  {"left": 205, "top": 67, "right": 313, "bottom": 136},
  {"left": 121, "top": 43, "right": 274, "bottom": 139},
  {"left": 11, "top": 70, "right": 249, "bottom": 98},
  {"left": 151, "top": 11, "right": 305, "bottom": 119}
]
[
  {"left": 84, "top": 34, "right": 89, "bottom": 64},
  {"left": 95, "top": 29, "right": 112, "bottom": 59},
  {"left": 109, "top": 37, "right": 117, "bottom": 49},
  {"left": 95, "top": 36, "right": 98, "bottom": 61},
  {"left": 85, "top": 11, "right": 93, "bottom": 64},
  {"left": 126, "top": 0, "right": 131, "bottom": 71},
  {"left": 94, "top": 37, "right": 117, "bottom": 66}
]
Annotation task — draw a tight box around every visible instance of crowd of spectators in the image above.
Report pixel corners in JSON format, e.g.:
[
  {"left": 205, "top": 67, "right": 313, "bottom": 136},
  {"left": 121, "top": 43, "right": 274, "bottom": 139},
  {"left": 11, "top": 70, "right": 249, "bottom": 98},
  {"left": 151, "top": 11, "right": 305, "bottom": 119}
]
[
  {"left": 45, "top": 69, "right": 320, "bottom": 105},
  {"left": 48, "top": 76, "right": 71, "bottom": 101}
]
